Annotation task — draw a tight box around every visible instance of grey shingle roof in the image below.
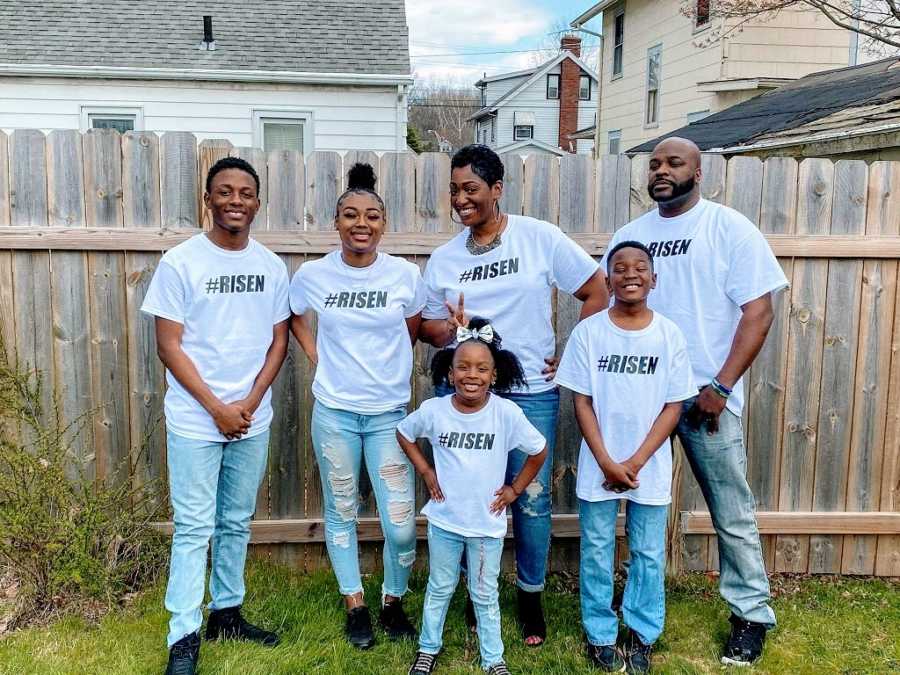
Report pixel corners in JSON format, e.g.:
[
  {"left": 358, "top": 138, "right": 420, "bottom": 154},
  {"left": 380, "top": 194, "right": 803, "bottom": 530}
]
[{"left": 0, "top": 0, "right": 410, "bottom": 75}]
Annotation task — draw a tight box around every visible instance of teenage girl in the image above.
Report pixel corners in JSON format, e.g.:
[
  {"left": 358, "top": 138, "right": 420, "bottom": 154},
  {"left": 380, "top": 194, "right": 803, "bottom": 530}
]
[
  {"left": 289, "top": 164, "right": 423, "bottom": 648},
  {"left": 397, "top": 317, "right": 548, "bottom": 675}
]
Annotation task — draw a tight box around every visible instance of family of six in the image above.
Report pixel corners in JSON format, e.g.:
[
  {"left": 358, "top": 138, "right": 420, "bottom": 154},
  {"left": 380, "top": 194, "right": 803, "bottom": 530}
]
[{"left": 142, "top": 138, "right": 787, "bottom": 675}]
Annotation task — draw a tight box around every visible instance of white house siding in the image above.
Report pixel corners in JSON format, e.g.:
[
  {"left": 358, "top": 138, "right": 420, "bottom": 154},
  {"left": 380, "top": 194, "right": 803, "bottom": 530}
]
[
  {"left": 0, "top": 76, "right": 405, "bottom": 152},
  {"left": 484, "top": 74, "right": 530, "bottom": 105},
  {"left": 495, "top": 64, "right": 598, "bottom": 155}
]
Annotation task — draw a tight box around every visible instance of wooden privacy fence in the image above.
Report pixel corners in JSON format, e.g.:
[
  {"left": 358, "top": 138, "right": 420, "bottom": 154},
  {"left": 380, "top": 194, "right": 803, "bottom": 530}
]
[{"left": 0, "top": 128, "right": 899, "bottom": 577}]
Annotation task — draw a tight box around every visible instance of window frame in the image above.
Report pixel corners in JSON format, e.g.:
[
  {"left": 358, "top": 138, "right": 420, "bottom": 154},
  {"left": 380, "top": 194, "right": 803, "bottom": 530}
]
[
  {"left": 695, "top": 0, "right": 711, "bottom": 30},
  {"left": 79, "top": 105, "right": 144, "bottom": 133},
  {"left": 252, "top": 109, "right": 314, "bottom": 154},
  {"left": 644, "top": 45, "right": 662, "bottom": 128},
  {"left": 547, "top": 73, "right": 561, "bottom": 100},
  {"left": 579, "top": 75, "right": 592, "bottom": 101},
  {"left": 513, "top": 125, "right": 534, "bottom": 141},
  {"left": 608, "top": 130, "right": 622, "bottom": 155},
  {"left": 612, "top": 7, "right": 625, "bottom": 79}
]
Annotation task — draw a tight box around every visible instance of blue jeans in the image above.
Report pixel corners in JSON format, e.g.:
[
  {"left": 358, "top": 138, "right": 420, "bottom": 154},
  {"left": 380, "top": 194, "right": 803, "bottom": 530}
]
[
  {"left": 164, "top": 430, "right": 270, "bottom": 647},
  {"left": 580, "top": 499, "right": 668, "bottom": 646},
  {"left": 677, "top": 397, "right": 776, "bottom": 627},
  {"left": 435, "top": 384, "right": 559, "bottom": 591},
  {"left": 310, "top": 400, "right": 417, "bottom": 597},
  {"left": 420, "top": 523, "right": 505, "bottom": 669}
]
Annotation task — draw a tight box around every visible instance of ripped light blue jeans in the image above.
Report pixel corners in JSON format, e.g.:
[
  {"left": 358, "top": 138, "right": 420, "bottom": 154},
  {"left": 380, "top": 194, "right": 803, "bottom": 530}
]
[
  {"left": 419, "top": 523, "right": 505, "bottom": 670},
  {"left": 435, "top": 384, "right": 559, "bottom": 591},
  {"left": 310, "top": 400, "right": 417, "bottom": 597}
]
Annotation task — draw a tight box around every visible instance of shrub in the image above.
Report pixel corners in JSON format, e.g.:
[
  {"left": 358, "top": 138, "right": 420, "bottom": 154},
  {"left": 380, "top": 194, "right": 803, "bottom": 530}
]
[{"left": 0, "top": 340, "right": 167, "bottom": 628}]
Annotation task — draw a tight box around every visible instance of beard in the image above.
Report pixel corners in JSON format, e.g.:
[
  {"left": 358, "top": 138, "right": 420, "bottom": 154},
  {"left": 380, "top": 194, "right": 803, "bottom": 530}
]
[{"left": 647, "top": 176, "right": 696, "bottom": 204}]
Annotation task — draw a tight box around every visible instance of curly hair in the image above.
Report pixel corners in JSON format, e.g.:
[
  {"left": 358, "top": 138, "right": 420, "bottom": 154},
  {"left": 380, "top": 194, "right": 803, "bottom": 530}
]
[
  {"left": 430, "top": 316, "right": 527, "bottom": 393},
  {"left": 450, "top": 144, "right": 504, "bottom": 186}
]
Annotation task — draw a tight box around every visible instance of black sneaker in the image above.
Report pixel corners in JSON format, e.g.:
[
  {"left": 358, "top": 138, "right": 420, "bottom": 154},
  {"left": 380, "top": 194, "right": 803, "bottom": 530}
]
[
  {"left": 164, "top": 632, "right": 200, "bottom": 675},
  {"left": 408, "top": 650, "right": 437, "bottom": 674},
  {"left": 624, "top": 630, "right": 652, "bottom": 674},
  {"left": 587, "top": 643, "right": 625, "bottom": 672},
  {"left": 486, "top": 662, "right": 513, "bottom": 675},
  {"left": 345, "top": 605, "right": 375, "bottom": 649},
  {"left": 721, "top": 614, "right": 767, "bottom": 666},
  {"left": 379, "top": 598, "right": 417, "bottom": 641},
  {"left": 205, "top": 605, "right": 279, "bottom": 646}
]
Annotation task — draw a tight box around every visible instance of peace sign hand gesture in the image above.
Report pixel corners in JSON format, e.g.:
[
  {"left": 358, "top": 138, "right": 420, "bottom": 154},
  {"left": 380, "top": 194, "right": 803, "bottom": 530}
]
[{"left": 444, "top": 292, "right": 468, "bottom": 343}]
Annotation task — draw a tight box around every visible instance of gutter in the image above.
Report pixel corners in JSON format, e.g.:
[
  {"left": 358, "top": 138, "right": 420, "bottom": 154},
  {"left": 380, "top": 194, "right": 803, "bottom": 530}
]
[{"left": 0, "top": 63, "right": 414, "bottom": 86}]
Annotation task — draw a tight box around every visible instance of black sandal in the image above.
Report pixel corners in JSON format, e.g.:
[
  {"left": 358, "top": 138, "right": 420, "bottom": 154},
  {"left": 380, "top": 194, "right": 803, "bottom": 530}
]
[{"left": 517, "top": 587, "right": 546, "bottom": 646}]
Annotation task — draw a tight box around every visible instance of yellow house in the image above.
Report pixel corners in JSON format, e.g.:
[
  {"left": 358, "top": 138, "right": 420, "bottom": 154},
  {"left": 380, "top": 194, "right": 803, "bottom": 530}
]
[{"left": 570, "top": 0, "right": 879, "bottom": 155}]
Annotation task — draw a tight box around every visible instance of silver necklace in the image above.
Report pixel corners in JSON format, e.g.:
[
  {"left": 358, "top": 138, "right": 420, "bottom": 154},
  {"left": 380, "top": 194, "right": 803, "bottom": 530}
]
[{"left": 465, "top": 219, "right": 505, "bottom": 256}]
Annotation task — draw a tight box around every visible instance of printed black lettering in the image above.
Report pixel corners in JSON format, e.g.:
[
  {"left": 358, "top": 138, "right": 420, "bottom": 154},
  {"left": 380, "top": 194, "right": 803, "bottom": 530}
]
[
  {"left": 678, "top": 240, "right": 691, "bottom": 255},
  {"left": 245, "top": 275, "right": 254, "bottom": 293},
  {"left": 463, "top": 433, "right": 475, "bottom": 449},
  {"left": 646, "top": 356, "right": 659, "bottom": 374},
  {"left": 486, "top": 262, "right": 498, "bottom": 279},
  {"left": 448, "top": 432, "right": 460, "bottom": 448},
  {"left": 254, "top": 275, "right": 264, "bottom": 292},
  {"left": 625, "top": 355, "right": 639, "bottom": 374},
  {"left": 508, "top": 257, "right": 519, "bottom": 274},
  {"left": 608, "top": 354, "right": 621, "bottom": 372},
  {"left": 376, "top": 291, "right": 388, "bottom": 307},
  {"left": 661, "top": 241, "right": 673, "bottom": 256},
  {"left": 647, "top": 242, "right": 658, "bottom": 257},
  {"left": 234, "top": 275, "right": 246, "bottom": 292},
  {"left": 638, "top": 356, "right": 649, "bottom": 374},
  {"left": 471, "top": 266, "right": 484, "bottom": 281},
  {"left": 338, "top": 291, "right": 350, "bottom": 307},
  {"left": 483, "top": 433, "right": 494, "bottom": 450}
]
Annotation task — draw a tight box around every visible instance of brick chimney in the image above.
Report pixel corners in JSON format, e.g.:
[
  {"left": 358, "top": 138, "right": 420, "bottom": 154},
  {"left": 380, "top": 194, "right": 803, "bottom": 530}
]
[{"left": 558, "top": 35, "right": 582, "bottom": 153}]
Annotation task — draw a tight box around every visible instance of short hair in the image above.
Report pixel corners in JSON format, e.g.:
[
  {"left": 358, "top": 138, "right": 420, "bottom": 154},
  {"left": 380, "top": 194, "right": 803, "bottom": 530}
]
[
  {"left": 430, "top": 316, "right": 527, "bottom": 392},
  {"left": 335, "top": 162, "right": 386, "bottom": 216},
  {"left": 205, "top": 156, "right": 260, "bottom": 195},
  {"left": 451, "top": 144, "right": 504, "bottom": 186},
  {"left": 606, "top": 240, "right": 654, "bottom": 272}
]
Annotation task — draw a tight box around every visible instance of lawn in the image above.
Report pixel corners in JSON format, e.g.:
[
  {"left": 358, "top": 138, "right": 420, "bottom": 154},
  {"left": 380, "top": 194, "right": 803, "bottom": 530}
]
[{"left": 0, "top": 560, "right": 897, "bottom": 674}]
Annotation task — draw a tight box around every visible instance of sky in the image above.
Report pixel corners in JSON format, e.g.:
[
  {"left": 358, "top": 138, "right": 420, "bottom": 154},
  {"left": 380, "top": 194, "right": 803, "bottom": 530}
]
[{"left": 406, "top": 0, "right": 603, "bottom": 85}]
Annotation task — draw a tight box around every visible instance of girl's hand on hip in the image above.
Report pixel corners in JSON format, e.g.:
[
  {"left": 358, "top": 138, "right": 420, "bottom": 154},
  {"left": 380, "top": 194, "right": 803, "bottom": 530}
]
[
  {"left": 490, "top": 485, "right": 518, "bottom": 515},
  {"left": 542, "top": 355, "right": 560, "bottom": 381},
  {"left": 423, "top": 468, "right": 444, "bottom": 502}
]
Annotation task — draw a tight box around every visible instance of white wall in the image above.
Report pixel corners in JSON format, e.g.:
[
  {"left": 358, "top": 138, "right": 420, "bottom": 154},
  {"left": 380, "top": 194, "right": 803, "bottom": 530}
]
[{"left": 0, "top": 76, "right": 405, "bottom": 152}]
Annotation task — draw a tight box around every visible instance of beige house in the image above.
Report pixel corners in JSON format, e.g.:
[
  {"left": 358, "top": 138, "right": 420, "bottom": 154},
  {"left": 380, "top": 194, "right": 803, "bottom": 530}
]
[{"left": 570, "top": 0, "right": 878, "bottom": 155}]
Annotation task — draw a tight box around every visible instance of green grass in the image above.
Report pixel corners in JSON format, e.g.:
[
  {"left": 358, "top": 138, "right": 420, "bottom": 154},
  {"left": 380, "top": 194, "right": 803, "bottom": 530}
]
[{"left": 0, "top": 561, "right": 897, "bottom": 674}]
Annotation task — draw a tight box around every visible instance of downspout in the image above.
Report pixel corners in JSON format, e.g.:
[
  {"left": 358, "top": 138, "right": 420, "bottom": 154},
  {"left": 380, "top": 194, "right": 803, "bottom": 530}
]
[{"left": 397, "top": 83, "right": 408, "bottom": 151}]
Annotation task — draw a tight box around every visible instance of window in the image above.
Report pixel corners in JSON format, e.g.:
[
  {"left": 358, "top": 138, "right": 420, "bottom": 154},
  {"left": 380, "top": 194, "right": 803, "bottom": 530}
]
[
  {"left": 480, "top": 86, "right": 487, "bottom": 107},
  {"left": 645, "top": 45, "right": 662, "bottom": 127},
  {"left": 612, "top": 9, "right": 625, "bottom": 78},
  {"left": 79, "top": 105, "right": 144, "bottom": 133},
  {"left": 696, "top": 0, "right": 710, "bottom": 28},
  {"left": 514, "top": 126, "right": 534, "bottom": 140},
  {"left": 579, "top": 75, "right": 592, "bottom": 100},
  {"left": 687, "top": 109, "right": 711, "bottom": 124},
  {"left": 547, "top": 74, "right": 560, "bottom": 99},
  {"left": 252, "top": 110, "right": 313, "bottom": 154},
  {"left": 490, "top": 118, "right": 496, "bottom": 143},
  {"left": 608, "top": 130, "right": 622, "bottom": 155}
]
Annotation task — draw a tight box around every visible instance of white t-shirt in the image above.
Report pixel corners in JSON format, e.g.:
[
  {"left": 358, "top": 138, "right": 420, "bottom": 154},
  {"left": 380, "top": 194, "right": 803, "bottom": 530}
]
[
  {"left": 601, "top": 199, "right": 788, "bottom": 416},
  {"left": 397, "top": 394, "right": 546, "bottom": 538},
  {"left": 140, "top": 234, "right": 291, "bottom": 442},
  {"left": 423, "top": 215, "right": 599, "bottom": 393},
  {"left": 289, "top": 251, "right": 426, "bottom": 414},
  {"left": 555, "top": 310, "right": 695, "bottom": 504}
]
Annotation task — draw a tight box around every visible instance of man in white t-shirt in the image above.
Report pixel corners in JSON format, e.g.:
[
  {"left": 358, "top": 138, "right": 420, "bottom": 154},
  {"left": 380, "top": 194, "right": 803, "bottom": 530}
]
[
  {"left": 601, "top": 138, "right": 788, "bottom": 667},
  {"left": 141, "top": 157, "right": 290, "bottom": 675}
]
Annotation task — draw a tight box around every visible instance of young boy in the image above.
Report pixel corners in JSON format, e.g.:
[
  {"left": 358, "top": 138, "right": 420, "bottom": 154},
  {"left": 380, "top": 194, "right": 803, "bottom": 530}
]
[
  {"left": 555, "top": 241, "right": 694, "bottom": 674},
  {"left": 141, "top": 157, "right": 290, "bottom": 675}
]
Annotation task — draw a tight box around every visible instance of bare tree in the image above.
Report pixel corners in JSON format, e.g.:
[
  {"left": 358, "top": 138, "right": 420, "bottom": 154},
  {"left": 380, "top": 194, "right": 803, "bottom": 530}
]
[
  {"left": 408, "top": 79, "right": 480, "bottom": 153},
  {"left": 681, "top": 0, "right": 900, "bottom": 55},
  {"left": 530, "top": 19, "right": 601, "bottom": 68}
]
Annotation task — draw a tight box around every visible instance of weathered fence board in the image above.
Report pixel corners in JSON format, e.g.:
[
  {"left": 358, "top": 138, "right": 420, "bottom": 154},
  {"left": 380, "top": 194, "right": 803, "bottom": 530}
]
[{"left": 2, "top": 133, "right": 900, "bottom": 576}]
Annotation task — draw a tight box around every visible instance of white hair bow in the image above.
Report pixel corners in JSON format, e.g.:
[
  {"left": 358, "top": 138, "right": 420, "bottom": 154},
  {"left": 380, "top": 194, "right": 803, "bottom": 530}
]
[{"left": 456, "top": 324, "right": 494, "bottom": 344}]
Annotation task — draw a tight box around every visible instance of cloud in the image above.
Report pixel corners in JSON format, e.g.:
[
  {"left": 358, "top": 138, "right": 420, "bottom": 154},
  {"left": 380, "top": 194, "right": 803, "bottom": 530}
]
[{"left": 407, "top": 0, "right": 553, "bottom": 82}]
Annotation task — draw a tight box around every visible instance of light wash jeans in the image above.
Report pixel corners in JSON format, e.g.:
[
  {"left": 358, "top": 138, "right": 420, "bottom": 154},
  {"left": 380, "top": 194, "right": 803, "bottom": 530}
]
[
  {"left": 419, "top": 523, "right": 505, "bottom": 670},
  {"left": 310, "top": 400, "right": 417, "bottom": 597},
  {"left": 165, "top": 430, "right": 270, "bottom": 647},
  {"left": 579, "top": 498, "right": 668, "bottom": 646},
  {"left": 435, "top": 384, "right": 559, "bottom": 592},
  {"left": 677, "top": 396, "right": 776, "bottom": 627}
]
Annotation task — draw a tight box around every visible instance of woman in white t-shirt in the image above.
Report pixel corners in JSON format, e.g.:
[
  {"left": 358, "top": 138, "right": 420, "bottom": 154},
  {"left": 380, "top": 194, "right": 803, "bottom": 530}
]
[
  {"left": 419, "top": 144, "right": 608, "bottom": 645},
  {"left": 289, "top": 164, "right": 425, "bottom": 650},
  {"left": 398, "top": 318, "right": 548, "bottom": 675}
]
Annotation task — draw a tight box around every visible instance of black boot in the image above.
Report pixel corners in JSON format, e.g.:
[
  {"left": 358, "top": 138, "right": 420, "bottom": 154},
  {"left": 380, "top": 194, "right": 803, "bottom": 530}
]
[
  {"left": 345, "top": 605, "right": 376, "bottom": 649},
  {"left": 517, "top": 587, "right": 546, "bottom": 646},
  {"left": 205, "top": 605, "right": 279, "bottom": 646},
  {"left": 164, "top": 632, "right": 200, "bottom": 675},
  {"left": 379, "top": 598, "right": 417, "bottom": 641}
]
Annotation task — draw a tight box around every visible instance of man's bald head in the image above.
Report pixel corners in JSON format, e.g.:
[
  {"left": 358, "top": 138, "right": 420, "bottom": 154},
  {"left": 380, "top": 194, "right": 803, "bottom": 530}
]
[
  {"left": 647, "top": 137, "right": 703, "bottom": 215},
  {"left": 652, "top": 137, "right": 701, "bottom": 171}
]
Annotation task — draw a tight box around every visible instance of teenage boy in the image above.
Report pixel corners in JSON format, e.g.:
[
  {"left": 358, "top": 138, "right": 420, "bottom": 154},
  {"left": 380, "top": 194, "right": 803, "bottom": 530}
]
[
  {"left": 142, "top": 157, "right": 290, "bottom": 675},
  {"left": 601, "top": 138, "right": 788, "bottom": 666},
  {"left": 556, "top": 241, "right": 694, "bottom": 674}
]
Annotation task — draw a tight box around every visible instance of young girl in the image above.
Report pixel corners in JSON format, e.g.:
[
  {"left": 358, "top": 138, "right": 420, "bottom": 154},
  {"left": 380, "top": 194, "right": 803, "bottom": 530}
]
[
  {"left": 289, "top": 163, "right": 423, "bottom": 649},
  {"left": 397, "top": 318, "right": 548, "bottom": 675}
]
